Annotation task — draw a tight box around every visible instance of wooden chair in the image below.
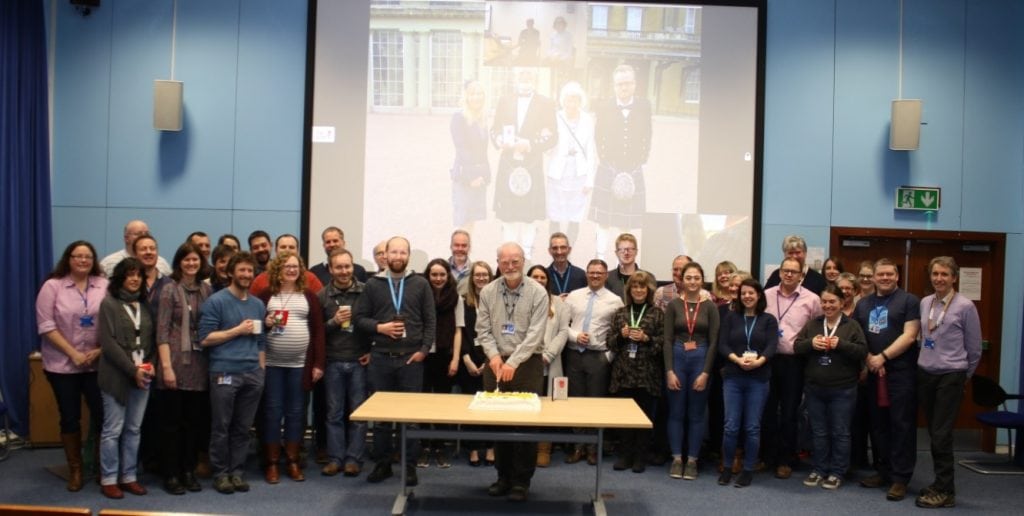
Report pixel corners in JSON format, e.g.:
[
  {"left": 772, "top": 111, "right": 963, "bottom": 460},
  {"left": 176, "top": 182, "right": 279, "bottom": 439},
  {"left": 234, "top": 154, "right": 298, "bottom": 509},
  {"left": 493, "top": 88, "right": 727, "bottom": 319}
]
[{"left": 0, "top": 505, "right": 90, "bottom": 515}]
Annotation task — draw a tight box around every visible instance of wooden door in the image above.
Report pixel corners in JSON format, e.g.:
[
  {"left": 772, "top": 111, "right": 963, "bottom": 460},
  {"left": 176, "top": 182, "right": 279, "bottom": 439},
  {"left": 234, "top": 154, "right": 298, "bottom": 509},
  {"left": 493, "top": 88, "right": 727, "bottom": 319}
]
[{"left": 830, "top": 228, "right": 1005, "bottom": 451}]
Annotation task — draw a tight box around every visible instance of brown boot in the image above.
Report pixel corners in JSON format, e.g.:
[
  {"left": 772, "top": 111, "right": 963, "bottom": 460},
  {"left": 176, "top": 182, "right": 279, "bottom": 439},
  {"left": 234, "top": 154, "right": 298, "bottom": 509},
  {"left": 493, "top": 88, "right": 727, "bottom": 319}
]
[
  {"left": 61, "top": 433, "right": 83, "bottom": 492},
  {"left": 264, "top": 443, "right": 281, "bottom": 484},
  {"left": 536, "top": 442, "right": 552, "bottom": 468},
  {"left": 285, "top": 442, "right": 305, "bottom": 481}
]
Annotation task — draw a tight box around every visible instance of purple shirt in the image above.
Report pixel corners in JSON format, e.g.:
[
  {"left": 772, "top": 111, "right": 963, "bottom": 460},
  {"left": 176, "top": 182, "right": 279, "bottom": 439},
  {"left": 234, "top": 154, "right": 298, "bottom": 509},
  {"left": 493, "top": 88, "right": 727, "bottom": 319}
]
[
  {"left": 765, "top": 285, "right": 822, "bottom": 355},
  {"left": 35, "top": 275, "right": 110, "bottom": 373},
  {"left": 917, "top": 292, "right": 982, "bottom": 376}
]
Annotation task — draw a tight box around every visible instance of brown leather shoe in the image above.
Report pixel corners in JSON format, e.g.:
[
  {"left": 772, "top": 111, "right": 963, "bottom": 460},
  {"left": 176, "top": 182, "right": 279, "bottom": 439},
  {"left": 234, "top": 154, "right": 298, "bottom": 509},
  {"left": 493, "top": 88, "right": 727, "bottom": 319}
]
[
  {"left": 775, "top": 465, "right": 792, "bottom": 479},
  {"left": 887, "top": 482, "right": 907, "bottom": 501},
  {"left": 118, "top": 481, "right": 147, "bottom": 496},
  {"left": 860, "top": 473, "right": 886, "bottom": 488},
  {"left": 265, "top": 443, "right": 281, "bottom": 484},
  {"left": 321, "top": 462, "right": 341, "bottom": 477},
  {"left": 586, "top": 449, "right": 598, "bottom": 466},
  {"left": 564, "top": 448, "right": 584, "bottom": 464},
  {"left": 343, "top": 463, "right": 361, "bottom": 477},
  {"left": 101, "top": 484, "right": 124, "bottom": 499},
  {"left": 285, "top": 442, "right": 305, "bottom": 481}
]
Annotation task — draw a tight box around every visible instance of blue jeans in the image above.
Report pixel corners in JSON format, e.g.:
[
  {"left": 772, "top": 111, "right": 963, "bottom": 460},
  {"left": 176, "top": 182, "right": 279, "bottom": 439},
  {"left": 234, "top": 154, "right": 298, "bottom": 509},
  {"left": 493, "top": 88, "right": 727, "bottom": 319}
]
[
  {"left": 100, "top": 388, "right": 150, "bottom": 485},
  {"left": 209, "top": 368, "right": 265, "bottom": 477},
  {"left": 367, "top": 351, "right": 424, "bottom": 464},
  {"left": 805, "top": 384, "right": 857, "bottom": 478},
  {"left": 666, "top": 343, "right": 709, "bottom": 458},
  {"left": 722, "top": 375, "right": 770, "bottom": 472},
  {"left": 324, "top": 360, "right": 368, "bottom": 466},
  {"left": 263, "top": 366, "right": 305, "bottom": 444}
]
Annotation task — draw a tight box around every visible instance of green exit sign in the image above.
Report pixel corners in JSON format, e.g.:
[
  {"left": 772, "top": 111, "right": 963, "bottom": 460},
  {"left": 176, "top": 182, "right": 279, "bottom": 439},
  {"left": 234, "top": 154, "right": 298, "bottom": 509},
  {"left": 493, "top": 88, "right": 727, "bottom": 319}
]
[{"left": 895, "top": 186, "right": 941, "bottom": 211}]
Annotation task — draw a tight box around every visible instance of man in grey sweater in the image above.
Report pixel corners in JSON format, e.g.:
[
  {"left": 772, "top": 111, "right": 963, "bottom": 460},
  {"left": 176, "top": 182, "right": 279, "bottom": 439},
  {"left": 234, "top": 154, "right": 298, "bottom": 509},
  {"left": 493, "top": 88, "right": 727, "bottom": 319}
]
[{"left": 476, "top": 242, "right": 549, "bottom": 502}]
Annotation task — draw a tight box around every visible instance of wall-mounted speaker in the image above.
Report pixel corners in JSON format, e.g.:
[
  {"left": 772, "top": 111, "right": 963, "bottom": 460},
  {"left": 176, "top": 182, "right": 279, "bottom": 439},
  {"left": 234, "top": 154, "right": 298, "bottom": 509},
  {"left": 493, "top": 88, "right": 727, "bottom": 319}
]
[
  {"left": 154, "top": 80, "right": 183, "bottom": 131},
  {"left": 889, "top": 99, "right": 922, "bottom": 151}
]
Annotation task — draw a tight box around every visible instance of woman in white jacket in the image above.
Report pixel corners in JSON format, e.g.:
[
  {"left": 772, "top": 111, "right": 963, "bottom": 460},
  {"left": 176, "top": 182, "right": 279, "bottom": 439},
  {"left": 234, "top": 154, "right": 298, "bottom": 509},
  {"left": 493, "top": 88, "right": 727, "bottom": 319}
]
[{"left": 546, "top": 81, "right": 596, "bottom": 244}]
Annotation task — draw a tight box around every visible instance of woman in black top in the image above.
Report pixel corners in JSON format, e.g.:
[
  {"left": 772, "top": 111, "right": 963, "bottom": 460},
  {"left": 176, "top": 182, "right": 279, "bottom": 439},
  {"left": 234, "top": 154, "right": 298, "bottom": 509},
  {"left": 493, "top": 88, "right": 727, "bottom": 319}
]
[
  {"left": 794, "top": 284, "right": 867, "bottom": 490},
  {"left": 609, "top": 271, "right": 663, "bottom": 473},
  {"left": 419, "top": 259, "right": 462, "bottom": 468},
  {"left": 717, "top": 278, "right": 778, "bottom": 487},
  {"left": 456, "top": 261, "right": 495, "bottom": 466}
]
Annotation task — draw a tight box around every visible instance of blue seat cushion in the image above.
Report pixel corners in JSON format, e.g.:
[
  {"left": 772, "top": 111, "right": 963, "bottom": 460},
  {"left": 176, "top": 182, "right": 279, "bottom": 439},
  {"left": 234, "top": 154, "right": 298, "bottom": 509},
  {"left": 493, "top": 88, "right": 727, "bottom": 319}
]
[{"left": 976, "top": 411, "right": 1024, "bottom": 429}]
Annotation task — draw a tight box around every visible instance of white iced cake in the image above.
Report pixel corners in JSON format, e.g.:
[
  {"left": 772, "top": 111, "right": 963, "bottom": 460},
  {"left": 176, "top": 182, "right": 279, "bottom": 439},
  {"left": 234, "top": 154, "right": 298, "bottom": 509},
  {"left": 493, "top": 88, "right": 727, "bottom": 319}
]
[{"left": 468, "top": 391, "right": 541, "bottom": 412}]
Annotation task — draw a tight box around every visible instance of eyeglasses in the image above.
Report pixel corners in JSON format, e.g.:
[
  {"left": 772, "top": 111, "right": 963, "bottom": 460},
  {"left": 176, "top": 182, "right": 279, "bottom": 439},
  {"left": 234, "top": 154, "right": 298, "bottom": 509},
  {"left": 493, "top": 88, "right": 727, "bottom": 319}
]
[
  {"left": 472, "top": 273, "right": 491, "bottom": 279},
  {"left": 858, "top": 274, "right": 873, "bottom": 279},
  {"left": 282, "top": 265, "right": 301, "bottom": 270},
  {"left": 616, "top": 247, "right": 637, "bottom": 254},
  {"left": 70, "top": 255, "right": 94, "bottom": 261},
  {"left": 780, "top": 269, "right": 802, "bottom": 276}
]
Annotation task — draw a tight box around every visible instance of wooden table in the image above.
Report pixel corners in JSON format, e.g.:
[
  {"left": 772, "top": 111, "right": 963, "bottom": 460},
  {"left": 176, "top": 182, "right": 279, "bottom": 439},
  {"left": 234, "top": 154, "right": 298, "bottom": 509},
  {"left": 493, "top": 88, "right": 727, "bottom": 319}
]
[{"left": 351, "top": 392, "right": 652, "bottom": 516}]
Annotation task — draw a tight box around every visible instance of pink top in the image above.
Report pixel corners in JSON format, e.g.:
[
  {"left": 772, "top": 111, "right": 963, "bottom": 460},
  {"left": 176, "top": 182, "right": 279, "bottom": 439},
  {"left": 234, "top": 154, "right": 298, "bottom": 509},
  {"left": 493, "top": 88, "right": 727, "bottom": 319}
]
[{"left": 35, "top": 275, "right": 109, "bottom": 373}]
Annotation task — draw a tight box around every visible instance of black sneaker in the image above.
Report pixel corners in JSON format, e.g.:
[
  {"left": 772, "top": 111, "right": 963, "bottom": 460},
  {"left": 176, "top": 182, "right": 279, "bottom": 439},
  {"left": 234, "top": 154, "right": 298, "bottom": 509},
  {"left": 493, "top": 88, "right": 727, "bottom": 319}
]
[
  {"left": 366, "top": 462, "right": 393, "bottom": 483},
  {"left": 507, "top": 485, "right": 528, "bottom": 502},
  {"left": 183, "top": 472, "right": 202, "bottom": 492},
  {"left": 213, "top": 475, "right": 234, "bottom": 494},
  {"left": 163, "top": 477, "right": 186, "bottom": 495},
  {"left": 488, "top": 480, "right": 511, "bottom": 497},
  {"left": 734, "top": 470, "right": 753, "bottom": 488},
  {"left": 718, "top": 471, "right": 732, "bottom": 486}
]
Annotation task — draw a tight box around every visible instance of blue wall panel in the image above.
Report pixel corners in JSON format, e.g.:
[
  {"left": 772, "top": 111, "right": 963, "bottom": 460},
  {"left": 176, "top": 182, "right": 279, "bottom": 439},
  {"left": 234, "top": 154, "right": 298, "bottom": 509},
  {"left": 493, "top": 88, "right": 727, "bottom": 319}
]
[
  {"left": 762, "top": 0, "right": 835, "bottom": 228},
  {"left": 51, "top": 5, "right": 113, "bottom": 207},
  {"left": 961, "top": 0, "right": 1024, "bottom": 233},
  {"left": 51, "top": 207, "right": 108, "bottom": 256},
  {"left": 232, "top": 0, "right": 307, "bottom": 212}
]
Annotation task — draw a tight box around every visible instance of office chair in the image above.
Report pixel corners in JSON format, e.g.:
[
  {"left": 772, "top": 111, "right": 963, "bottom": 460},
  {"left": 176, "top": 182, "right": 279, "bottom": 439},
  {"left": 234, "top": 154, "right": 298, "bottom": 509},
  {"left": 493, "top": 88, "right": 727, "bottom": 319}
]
[{"left": 959, "top": 374, "right": 1024, "bottom": 475}]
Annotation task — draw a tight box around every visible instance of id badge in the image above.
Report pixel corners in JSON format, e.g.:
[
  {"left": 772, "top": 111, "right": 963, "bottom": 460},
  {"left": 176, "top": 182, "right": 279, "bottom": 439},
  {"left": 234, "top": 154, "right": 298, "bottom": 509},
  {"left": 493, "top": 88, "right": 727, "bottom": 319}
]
[
  {"left": 777, "top": 329, "right": 784, "bottom": 338},
  {"left": 501, "top": 322, "right": 516, "bottom": 335},
  {"left": 217, "top": 374, "right": 233, "bottom": 386},
  {"left": 684, "top": 341, "right": 697, "bottom": 352},
  {"left": 923, "top": 338, "right": 935, "bottom": 350},
  {"left": 627, "top": 342, "right": 638, "bottom": 359},
  {"left": 818, "top": 355, "right": 832, "bottom": 367},
  {"left": 79, "top": 315, "right": 94, "bottom": 328},
  {"left": 869, "top": 308, "right": 888, "bottom": 334}
]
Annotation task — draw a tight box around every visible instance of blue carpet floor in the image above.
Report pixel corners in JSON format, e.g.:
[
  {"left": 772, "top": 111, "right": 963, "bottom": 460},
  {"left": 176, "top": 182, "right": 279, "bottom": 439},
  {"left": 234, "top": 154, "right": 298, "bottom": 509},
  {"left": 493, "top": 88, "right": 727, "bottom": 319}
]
[{"left": 0, "top": 446, "right": 1019, "bottom": 515}]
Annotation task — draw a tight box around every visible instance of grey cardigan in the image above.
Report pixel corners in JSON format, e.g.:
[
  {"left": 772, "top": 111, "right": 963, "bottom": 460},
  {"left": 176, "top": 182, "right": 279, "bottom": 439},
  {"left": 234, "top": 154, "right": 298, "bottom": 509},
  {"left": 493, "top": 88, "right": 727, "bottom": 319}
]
[{"left": 97, "top": 295, "right": 155, "bottom": 405}]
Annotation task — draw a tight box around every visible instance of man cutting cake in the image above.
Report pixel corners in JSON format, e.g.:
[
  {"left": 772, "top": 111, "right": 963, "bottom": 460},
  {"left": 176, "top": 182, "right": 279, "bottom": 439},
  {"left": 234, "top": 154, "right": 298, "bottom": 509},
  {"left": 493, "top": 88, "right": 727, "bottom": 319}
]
[{"left": 475, "top": 242, "right": 550, "bottom": 502}]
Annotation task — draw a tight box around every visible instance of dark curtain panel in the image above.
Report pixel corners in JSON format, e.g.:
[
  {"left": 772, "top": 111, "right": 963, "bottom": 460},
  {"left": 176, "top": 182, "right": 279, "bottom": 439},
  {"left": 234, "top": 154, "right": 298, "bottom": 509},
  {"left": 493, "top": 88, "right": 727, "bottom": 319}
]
[{"left": 0, "top": 0, "right": 54, "bottom": 436}]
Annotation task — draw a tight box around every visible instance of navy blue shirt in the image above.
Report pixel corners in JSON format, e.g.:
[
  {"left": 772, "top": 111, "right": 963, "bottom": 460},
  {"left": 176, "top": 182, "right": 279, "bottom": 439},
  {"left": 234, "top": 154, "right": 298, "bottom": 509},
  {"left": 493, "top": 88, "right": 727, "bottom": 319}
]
[{"left": 853, "top": 288, "right": 920, "bottom": 371}]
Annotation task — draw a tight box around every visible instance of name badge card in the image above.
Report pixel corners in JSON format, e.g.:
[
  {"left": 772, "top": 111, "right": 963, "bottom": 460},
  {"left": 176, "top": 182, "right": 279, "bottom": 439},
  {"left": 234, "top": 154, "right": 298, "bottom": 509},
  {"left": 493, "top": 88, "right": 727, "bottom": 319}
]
[{"left": 501, "top": 322, "right": 516, "bottom": 335}]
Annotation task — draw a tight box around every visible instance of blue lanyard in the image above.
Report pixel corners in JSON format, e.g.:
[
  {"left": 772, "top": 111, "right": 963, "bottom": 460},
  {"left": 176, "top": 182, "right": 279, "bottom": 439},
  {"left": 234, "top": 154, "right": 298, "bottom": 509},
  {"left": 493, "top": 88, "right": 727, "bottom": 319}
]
[
  {"left": 552, "top": 266, "right": 571, "bottom": 294},
  {"left": 775, "top": 290, "right": 798, "bottom": 324},
  {"left": 743, "top": 315, "right": 757, "bottom": 351},
  {"left": 387, "top": 275, "right": 405, "bottom": 315}
]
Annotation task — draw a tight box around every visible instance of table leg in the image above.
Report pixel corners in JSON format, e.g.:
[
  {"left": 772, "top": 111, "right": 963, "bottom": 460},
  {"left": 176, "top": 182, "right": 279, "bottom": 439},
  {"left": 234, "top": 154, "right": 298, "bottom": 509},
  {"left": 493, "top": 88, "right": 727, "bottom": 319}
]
[
  {"left": 593, "top": 427, "right": 604, "bottom": 515},
  {"left": 391, "top": 423, "right": 409, "bottom": 516}
]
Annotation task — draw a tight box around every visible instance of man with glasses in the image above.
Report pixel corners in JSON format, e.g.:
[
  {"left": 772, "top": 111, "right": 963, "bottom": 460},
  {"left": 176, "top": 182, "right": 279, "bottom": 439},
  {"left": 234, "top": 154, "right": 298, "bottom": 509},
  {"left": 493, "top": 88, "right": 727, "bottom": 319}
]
[
  {"left": 546, "top": 232, "right": 587, "bottom": 298},
  {"left": 605, "top": 233, "right": 651, "bottom": 299},
  {"left": 476, "top": 242, "right": 549, "bottom": 502},
  {"left": 764, "top": 235, "right": 827, "bottom": 295},
  {"left": 564, "top": 259, "right": 624, "bottom": 465},
  {"left": 762, "top": 257, "right": 822, "bottom": 480}
]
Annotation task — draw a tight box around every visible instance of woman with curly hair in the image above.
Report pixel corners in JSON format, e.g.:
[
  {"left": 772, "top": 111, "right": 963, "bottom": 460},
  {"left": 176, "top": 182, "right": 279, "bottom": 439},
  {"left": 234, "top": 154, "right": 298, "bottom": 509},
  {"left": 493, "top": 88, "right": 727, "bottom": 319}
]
[{"left": 256, "top": 252, "right": 325, "bottom": 483}]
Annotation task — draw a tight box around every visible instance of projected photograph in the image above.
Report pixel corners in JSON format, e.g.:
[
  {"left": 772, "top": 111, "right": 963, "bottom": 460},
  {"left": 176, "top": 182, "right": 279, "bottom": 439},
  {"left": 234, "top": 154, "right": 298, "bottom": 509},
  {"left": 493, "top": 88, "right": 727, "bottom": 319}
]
[{"left": 310, "top": 1, "right": 758, "bottom": 278}]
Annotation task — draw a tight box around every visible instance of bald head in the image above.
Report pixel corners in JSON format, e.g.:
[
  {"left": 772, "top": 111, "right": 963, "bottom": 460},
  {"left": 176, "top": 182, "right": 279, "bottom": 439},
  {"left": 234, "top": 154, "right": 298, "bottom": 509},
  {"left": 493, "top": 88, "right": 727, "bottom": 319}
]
[{"left": 123, "top": 220, "right": 150, "bottom": 252}]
